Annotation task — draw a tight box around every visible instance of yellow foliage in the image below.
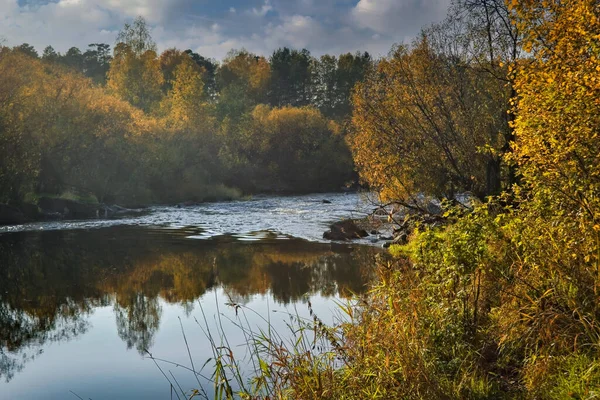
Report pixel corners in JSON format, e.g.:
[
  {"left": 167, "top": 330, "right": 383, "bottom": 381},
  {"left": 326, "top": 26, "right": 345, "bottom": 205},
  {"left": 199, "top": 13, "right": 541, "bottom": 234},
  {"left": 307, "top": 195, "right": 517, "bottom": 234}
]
[
  {"left": 350, "top": 37, "right": 510, "bottom": 202},
  {"left": 107, "top": 43, "right": 164, "bottom": 112},
  {"left": 161, "top": 57, "right": 215, "bottom": 130},
  {"left": 218, "top": 50, "right": 271, "bottom": 103}
]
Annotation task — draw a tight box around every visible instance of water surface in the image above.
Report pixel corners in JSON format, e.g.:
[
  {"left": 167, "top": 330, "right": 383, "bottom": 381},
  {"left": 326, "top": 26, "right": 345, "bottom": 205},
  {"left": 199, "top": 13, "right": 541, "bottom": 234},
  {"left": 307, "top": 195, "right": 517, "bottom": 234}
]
[
  {"left": 0, "top": 192, "right": 377, "bottom": 242},
  {"left": 0, "top": 193, "right": 380, "bottom": 399}
]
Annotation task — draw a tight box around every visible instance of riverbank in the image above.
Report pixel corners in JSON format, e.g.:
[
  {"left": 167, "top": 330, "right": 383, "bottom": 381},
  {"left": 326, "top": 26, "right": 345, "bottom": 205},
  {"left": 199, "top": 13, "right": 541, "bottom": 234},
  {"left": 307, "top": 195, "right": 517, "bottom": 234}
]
[
  {"left": 221, "top": 199, "right": 600, "bottom": 399},
  {"left": 0, "top": 186, "right": 243, "bottom": 226}
]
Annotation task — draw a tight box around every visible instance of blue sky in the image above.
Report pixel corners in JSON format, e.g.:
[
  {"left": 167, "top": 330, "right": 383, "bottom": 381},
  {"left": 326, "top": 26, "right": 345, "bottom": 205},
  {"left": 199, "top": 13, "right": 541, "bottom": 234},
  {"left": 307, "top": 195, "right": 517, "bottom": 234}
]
[{"left": 1, "top": 0, "right": 451, "bottom": 60}]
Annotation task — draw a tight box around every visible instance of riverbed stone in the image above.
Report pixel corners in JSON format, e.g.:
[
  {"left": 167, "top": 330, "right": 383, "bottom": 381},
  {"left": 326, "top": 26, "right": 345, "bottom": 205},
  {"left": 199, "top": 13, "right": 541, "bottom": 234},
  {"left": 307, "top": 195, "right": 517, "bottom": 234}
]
[
  {"left": 323, "top": 219, "right": 369, "bottom": 241},
  {"left": 426, "top": 200, "right": 443, "bottom": 215}
]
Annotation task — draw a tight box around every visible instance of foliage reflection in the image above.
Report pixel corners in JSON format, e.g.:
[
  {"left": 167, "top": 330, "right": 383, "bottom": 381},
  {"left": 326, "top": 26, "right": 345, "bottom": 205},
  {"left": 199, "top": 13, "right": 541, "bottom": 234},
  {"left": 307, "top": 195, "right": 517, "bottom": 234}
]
[{"left": 0, "top": 227, "right": 377, "bottom": 381}]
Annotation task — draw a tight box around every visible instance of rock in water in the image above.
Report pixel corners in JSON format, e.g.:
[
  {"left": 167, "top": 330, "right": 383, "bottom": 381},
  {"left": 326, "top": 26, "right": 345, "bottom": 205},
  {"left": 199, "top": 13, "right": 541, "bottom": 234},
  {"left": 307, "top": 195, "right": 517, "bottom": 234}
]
[
  {"left": 323, "top": 219, "right": 369, "bottom": 241},
  {"left": 100, "top": 204, "right": 145, "bottom": 218},
  {"left": 426, "top": 200, "right": 442, "bottom": 215}
]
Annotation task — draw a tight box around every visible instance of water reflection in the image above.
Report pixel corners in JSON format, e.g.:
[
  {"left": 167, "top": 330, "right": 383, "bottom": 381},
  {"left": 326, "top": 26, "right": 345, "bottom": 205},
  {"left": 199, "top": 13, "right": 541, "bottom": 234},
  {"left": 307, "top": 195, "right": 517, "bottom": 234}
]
[{"left": 0, "top": 226, "right": 377, "bottom": 383}]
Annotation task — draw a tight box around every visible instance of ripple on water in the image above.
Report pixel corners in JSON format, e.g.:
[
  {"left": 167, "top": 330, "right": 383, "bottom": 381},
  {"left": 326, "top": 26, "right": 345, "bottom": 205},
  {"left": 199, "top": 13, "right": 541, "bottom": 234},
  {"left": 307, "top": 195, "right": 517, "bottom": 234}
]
[{"left": 0, "top": 192, "right": 378, "bottom": 243}]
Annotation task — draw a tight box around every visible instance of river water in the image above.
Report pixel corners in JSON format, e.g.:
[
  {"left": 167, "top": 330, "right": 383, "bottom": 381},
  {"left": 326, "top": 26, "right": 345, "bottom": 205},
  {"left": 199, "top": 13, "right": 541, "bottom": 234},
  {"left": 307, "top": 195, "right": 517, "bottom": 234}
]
[{"left": 0, "top": 193, "right": 381, "bottom": 399}]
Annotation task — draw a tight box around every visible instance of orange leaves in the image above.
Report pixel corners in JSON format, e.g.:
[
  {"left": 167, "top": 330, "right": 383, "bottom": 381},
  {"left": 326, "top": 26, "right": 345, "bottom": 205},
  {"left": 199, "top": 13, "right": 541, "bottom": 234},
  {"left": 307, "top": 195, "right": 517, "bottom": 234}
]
[
  {"left": 350, "top": 33, "right": 510, "bottom": 201},
  {"left": 510, "top": 2, "right": 600, "bottom": 334}
]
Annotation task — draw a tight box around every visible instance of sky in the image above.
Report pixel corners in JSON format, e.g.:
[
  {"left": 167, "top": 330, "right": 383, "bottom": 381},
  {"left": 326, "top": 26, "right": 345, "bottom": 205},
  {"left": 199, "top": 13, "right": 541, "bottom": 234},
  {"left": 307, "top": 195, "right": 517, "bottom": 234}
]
[{"left": 0, "top": 0, "right": 451, "bottom": 61}]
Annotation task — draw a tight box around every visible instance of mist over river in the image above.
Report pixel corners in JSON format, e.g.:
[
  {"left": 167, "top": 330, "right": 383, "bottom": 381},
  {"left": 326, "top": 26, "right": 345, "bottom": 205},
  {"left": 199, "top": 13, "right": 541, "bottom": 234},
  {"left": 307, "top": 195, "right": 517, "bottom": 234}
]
[{"left": 0, "top": 193, "right": 381, "bottom": 399}]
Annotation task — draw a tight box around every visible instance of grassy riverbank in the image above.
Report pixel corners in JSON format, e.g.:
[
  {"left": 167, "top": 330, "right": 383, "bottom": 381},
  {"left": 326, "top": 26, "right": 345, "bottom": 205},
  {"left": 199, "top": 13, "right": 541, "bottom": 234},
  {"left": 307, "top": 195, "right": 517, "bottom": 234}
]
[{"left": 199, "top": 198, "right": 599, "bottom": 399}]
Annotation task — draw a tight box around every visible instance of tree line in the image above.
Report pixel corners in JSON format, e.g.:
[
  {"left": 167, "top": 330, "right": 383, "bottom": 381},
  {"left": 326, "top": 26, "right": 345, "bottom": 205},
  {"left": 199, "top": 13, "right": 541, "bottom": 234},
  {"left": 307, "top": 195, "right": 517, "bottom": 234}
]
[{"left": 0, "top": 17, "right": 371, "bottom": 207}]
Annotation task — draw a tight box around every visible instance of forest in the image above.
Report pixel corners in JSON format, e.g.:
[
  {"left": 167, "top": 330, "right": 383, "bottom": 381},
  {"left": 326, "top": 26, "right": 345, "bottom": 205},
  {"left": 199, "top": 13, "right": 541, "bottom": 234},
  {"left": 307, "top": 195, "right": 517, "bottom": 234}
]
[
  {"left": 0, "top": 19, "right": 370, "bottom": 211},
  {"left": 2, "top": 0, "right": 600, "bottom": 398}
]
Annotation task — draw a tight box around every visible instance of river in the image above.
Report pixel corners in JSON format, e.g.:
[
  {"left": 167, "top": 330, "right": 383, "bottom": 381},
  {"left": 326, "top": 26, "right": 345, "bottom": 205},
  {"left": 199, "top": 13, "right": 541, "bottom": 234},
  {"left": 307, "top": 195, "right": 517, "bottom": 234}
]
[{"left": 0, "top": 193, "right": 382, "bottom": 399}]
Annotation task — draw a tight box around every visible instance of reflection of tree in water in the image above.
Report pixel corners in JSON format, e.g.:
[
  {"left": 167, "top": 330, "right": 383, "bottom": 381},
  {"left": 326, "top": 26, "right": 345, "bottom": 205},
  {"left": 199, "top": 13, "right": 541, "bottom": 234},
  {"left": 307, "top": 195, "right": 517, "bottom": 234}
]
[
  {"left": 0, "top": 299, "right": 90, "bottom": 382},
  {"left": 0, "top": 349, "right": 26, "bottom": 383},
  {"left": 115, "top": 293, "right": 162, "bottom": 354},
  {"left": 0, "top": 233, "right": 95, "bottom": 383},
  {"left": 0, "top": 226, "right": 378, "bottom": 381},
  {"left": 218, "top": 243, "right": 377, "bottom": 304}
]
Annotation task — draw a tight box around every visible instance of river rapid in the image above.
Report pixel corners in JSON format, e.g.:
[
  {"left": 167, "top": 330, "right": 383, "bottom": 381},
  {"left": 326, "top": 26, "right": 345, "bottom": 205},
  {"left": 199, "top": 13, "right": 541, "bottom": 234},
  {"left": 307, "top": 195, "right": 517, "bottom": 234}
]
[
  {"left": 0, "top": 192, "right": 381, "bottom": 399},
  {"left": 0, "top": 192, "right": 377, "bottom": 242}
]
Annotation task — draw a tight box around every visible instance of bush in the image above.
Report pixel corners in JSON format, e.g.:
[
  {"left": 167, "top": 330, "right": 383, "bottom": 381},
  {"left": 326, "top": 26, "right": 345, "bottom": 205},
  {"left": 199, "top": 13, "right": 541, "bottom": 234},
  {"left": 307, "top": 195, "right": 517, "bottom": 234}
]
[{"left": 219, "top": 201, "right": 600, "bottom": 399}]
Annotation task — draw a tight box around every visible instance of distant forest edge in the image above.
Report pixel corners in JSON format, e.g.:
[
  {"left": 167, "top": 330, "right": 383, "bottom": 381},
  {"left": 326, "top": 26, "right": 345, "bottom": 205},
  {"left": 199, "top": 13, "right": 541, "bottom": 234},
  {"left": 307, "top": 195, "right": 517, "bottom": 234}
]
[{"left": 0, "top": 17, "right": 371, "bottom": 211}]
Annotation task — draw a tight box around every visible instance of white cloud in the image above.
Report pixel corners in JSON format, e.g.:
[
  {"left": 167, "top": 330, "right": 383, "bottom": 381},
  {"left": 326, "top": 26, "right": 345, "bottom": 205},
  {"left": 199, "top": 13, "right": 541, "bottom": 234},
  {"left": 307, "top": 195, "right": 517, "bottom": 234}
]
[
  {"left": 0, "top": 0, "right": 451, "bottom": 60},
  {"left": 0, "top": 0, "right": 179, "bottom": 52},
  {"left": 263, "top": 15, "right": 323, "bottom": 49},
  {"left": 101, "top": 0, "right": 173, "bottom": 22},
  {"left": 0, "top": 0, "right": 116, "bottom": 51},
  {"left": 251, "top": 0, "right": 273, "bottom": 17},
  {"left": 352, "top": 0, "right": 450, "bottom": 36},
  {"left": 0, "top": 0, "right": 18, "bottom": 19}
]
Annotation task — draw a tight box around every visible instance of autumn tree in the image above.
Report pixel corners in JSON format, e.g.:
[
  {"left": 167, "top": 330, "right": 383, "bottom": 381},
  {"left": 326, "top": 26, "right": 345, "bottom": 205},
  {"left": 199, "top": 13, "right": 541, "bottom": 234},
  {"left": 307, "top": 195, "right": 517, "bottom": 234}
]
[
  {"left": 159, "top": 48, "right": 190, "bottom": 93},
  {"left": 184, "top": 49, "right": 218, "bottom": 100},
  {"left": 116, "top": 16, "right": 157, "bottom": 56},
  {"left": 488, "top": 1, "right": 600, "bottom": 392},
  {"left": 216, "top": 49, "right": 271, "bottom": 118},
  {"left": 0, "top": 48, "right": 44, "bottom": 203},
  {"left": 1, "top": 27, "right": 376, "bottom": 206},
  {"left": 161, "top": 57, "right": 214, "bottom": 129},
  {"left": 350, "top": 39, "right": 502, "bottom": 202},
  {"left": 0, "top": 47, "right": 155, "bottom": 205},
  {"left": 223, "top": 105, "right": 353, "bottom": 192},
  {"left": 349, "top": 0, "right": 521, "bottom": 204},
  {"left": 107, "top": 17, "right": 164, "bottom": 112},
  {"left": 451, "top": 0, "right": 522, "bottom": 188},
  {"left": 153, "top": 54, "right": 223, "bottom": 202},
  {"left": 158, "top": 48, "right": 216, "bottom": 99}
]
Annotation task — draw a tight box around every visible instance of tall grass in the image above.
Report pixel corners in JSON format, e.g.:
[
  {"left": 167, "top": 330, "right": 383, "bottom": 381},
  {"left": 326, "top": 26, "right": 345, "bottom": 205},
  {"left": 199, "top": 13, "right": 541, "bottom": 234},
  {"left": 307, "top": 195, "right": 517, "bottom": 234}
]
[
  {"left": 149, "top": 202, "right": 600, "bottom": 399},
  {"left": 146, "top": 290, "right": 347, "bottom": 400}
]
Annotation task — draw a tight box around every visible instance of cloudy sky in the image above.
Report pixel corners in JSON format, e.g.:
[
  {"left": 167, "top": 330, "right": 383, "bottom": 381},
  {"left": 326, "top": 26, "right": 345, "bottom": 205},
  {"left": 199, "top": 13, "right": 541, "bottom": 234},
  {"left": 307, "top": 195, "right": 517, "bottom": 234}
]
[{"left": 0, "top": 0, "right": 451, "bottom": 60}]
